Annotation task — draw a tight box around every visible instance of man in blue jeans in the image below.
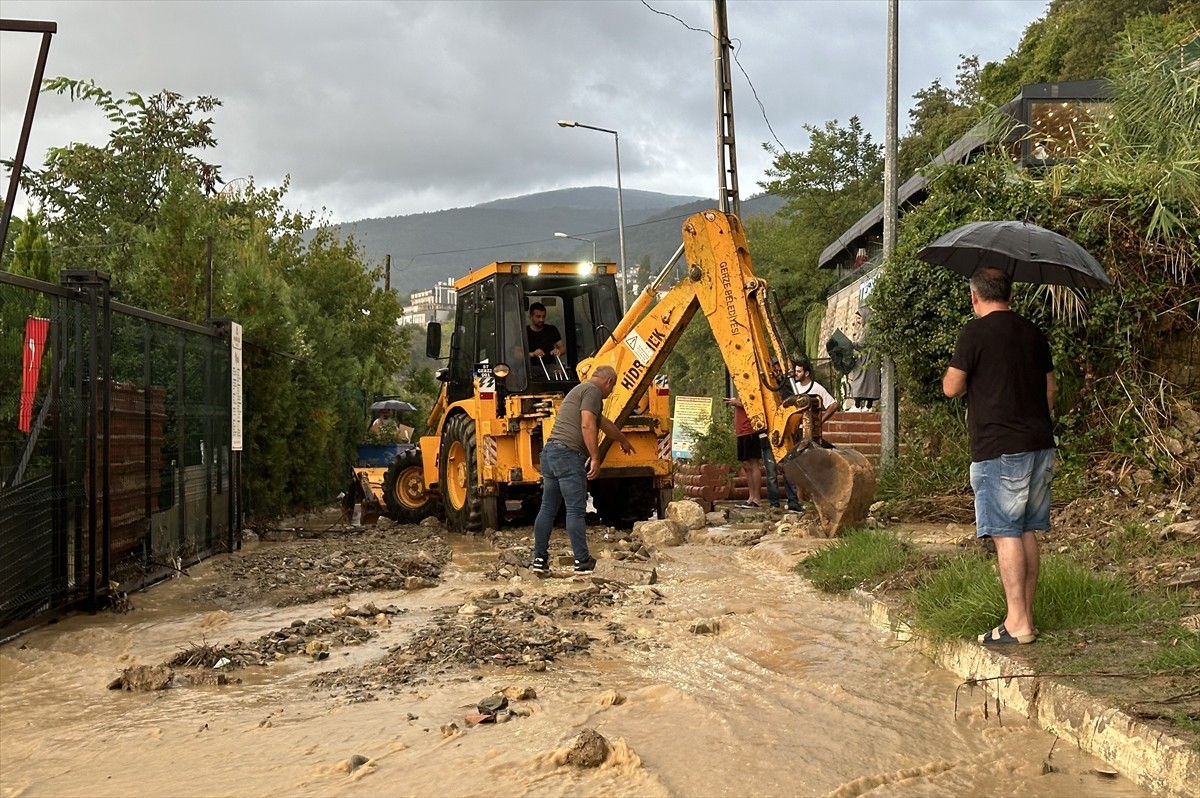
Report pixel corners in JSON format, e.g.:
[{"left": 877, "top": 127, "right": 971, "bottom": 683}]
[
  {"left": 944, "top": 267, "right": 1056, "bottom": 646},
  {"left": 532, "top": 365, "right": 633, "bottom": 575},
  {"left": 762, "top": 359, "right": 801, "bottom": 511}
]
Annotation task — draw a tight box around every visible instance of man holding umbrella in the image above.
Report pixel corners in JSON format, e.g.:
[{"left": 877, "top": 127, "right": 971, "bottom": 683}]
[{"left": 942, "top": 267, "right": 1056, "bottom": 646}]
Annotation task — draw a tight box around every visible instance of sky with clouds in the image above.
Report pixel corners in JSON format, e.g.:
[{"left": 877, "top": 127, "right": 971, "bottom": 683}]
[{"left": 1, "top": 0, "right": 1048, "bottom": 224}]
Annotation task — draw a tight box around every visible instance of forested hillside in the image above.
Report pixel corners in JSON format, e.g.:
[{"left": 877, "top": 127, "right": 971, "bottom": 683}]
[{"left": 325, "top": 188, "right": 783, "bottom": 296}]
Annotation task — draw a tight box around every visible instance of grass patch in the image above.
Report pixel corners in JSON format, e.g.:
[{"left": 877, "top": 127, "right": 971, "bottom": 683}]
[
  {"left": 909, "top": 554, "right": 1157, "bottom": 642},
  {"left": 796, "top": 530, "right": 916, "bottom": 592},
  {"left": 1145, "top": 628, "right": 1200, "bottom": 674},
  {"left": 874, "top": 403, "right": 971, "bottom": 503}
]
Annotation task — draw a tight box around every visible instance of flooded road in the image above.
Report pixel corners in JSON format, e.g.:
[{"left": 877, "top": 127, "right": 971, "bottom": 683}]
[{"left": 0, "top": 533, "right": 1150, "bottom": 798}]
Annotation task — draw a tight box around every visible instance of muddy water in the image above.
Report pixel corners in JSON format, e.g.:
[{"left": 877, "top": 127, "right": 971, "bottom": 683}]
[{"left": 0, "top": 536, "right": 1149, "bottom": 798}]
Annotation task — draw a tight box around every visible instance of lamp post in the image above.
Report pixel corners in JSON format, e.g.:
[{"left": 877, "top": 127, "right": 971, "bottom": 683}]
[
  {"left": 556, "top": 119, "right": 628, "bottom": 309},
  {"left": 553, "top": 231, "right": 597, "bottom": 264}
]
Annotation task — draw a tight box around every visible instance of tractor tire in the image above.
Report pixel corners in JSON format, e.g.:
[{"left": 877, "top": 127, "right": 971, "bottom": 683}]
[
  {"left": 439, "top": 415, "right": 485, "bottom": 533},
  {"left": 382, "top": 448, "right": 440, "bottom": 523}
]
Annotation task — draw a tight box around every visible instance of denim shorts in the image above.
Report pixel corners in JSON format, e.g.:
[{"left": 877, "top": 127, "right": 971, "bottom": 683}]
[{"left": 970, "top": 448, "right": 1055, "bottom": 538}]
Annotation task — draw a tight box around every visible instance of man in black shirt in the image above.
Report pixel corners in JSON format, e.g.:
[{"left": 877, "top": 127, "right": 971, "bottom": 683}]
[
  {"left": 526, "top": 302, "right": 564, "bottom": 359},
  {"left": 944, "top": 267, "right": 1056, "bottom": 647}
]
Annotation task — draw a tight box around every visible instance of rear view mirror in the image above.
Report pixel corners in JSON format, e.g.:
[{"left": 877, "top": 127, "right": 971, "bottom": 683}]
[{"left": 426, "top": 322, "right": 442, "bottom": 358}]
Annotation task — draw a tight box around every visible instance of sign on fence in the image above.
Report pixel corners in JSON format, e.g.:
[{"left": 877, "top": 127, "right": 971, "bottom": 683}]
[
  {"left": 231, "top": 321, "right": 243, "bottom": 451},
  {"left": 671, "top": 395, "right": 713, "bottom": 460}
]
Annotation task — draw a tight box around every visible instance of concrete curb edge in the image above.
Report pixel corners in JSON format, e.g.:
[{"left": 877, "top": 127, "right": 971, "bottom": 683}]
[{"left": 846, "top": 588, "right": 1199, "bottom": 798}]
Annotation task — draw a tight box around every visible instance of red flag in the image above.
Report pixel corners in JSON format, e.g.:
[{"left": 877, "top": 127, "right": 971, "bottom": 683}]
[{"left": 19, "top": 317, "right": 50, "bottom": 433}]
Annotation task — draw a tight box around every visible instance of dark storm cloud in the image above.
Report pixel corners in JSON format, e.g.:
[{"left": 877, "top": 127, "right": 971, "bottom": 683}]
[{"left": 1, "top": 0, "right": 1046, "bottom": 223}]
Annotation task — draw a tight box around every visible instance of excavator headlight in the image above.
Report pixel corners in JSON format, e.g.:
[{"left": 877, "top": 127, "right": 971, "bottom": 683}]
[
  {"left": 493, "top": 363, "right": 511, "bottom": 378},
  {"left": 577, "top": 261, "right": 595, "bottom": 275},
  {"left": 527, "top": 264, "right": 541, "bottom": 276}
]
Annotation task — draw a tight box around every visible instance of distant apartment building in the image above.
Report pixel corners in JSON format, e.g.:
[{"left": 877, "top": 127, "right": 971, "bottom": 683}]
[{"left": 400, "top": 279, "right": 456, "bottom": 326}]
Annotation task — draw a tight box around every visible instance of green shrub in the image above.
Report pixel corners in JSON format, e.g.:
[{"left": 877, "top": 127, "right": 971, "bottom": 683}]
[
  {"left": 689, "top": 411, "right": 738, "bottom": 468},
  {"left": 876, "top": 401, "right": 971, "bottom": 501},
  {"left": 797, "top": 530, "right": 916, "bottom": 592}
]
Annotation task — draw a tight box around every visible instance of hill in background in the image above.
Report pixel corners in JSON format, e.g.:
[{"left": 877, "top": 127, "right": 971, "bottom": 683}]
[{"left": 322, "top": 187, "right": 784, "bottom": 296}]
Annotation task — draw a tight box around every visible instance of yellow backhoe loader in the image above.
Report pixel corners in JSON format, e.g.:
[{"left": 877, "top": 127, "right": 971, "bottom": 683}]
[{"left": 371, "top": 209, "right": 874, "bottom": 535}]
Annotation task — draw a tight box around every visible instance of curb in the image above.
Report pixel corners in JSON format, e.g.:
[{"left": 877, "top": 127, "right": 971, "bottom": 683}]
[{"left": 848, "top": 588, "right": 1200, "bottom": 798}]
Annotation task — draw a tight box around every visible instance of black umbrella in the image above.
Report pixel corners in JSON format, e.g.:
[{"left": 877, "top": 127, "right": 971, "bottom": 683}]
[
  {"left": 370, "top": 399, "right": 417, "bottom": 412},
  {"left": 917, "top": 220, "right": 1111, "bottom": 289}
]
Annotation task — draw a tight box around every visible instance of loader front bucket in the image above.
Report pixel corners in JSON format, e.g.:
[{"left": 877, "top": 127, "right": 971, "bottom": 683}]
[{"left": 780, "top": 443, "right": 876, "bottom": 536}]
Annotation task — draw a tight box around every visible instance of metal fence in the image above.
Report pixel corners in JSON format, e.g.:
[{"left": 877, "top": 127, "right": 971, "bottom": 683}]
[{"left": 1, "top": 270, "right": 238, "bottom": 633}]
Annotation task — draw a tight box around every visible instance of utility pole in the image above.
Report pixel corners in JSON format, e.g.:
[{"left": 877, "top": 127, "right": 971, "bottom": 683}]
[
  {"left": 713, "top": 0, "right": 740, "bottom": 217},
  {"left": 384, "top": 254, "right": 392, "bottom": 293},
  {"left": 714, "top": 0, "right": 740, "bottom": 401},
  {"left": 880, "top": 0, "right": 900, "bottom": 467}
]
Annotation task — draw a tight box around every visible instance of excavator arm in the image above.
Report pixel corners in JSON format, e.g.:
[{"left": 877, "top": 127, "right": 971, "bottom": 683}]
[{"left": 576, "top": 210, "right": 875, "bottom": 535}]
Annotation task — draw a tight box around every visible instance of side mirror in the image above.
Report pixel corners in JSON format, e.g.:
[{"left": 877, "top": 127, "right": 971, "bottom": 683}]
[
  {"left": 435, "top": 368, "right": 450, "bottom": 383},
  {"left": 425, "top": 322, "right": 442, "bottom": 359}
]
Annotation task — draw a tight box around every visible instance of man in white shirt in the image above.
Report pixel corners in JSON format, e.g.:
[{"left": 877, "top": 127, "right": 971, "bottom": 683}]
[{"left": 790, "top": 357, "right": 839, "bottom": 426}]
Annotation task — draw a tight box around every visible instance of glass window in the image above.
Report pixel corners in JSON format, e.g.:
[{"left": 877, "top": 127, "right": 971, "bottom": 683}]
[
  {"left": 500, "top": 282, "right": 528, "bottom": 391},
  {"left": 449, "top": 286, "right": 477, "bottom": 401},
  {"left": 476, "top": 280, "right": 497, "bottom": 365},
  {"left": 1025, "top": 100, "right": 1111, "bottom": 164},
  {"left": 526, "top": 294, "right": 569, "bottom": 381},
  {"left": 571, "top": 292, "right": 598, "bottom": 363}
]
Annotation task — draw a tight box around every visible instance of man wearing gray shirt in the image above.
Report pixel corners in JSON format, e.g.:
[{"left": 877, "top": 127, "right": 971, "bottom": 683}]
[{"left": 532, "top": 365, "right": 633, "bottom": 575}]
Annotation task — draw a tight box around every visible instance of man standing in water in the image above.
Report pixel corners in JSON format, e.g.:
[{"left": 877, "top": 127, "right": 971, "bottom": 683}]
[
  {"left": 532, "top": 365, "right": 633, "bottom": 575},
  {"left": 943, "top": 267, "right": 1056, "bottom": 646}
]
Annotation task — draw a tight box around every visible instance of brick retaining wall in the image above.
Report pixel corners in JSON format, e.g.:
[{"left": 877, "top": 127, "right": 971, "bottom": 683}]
[
  {"left": 822, "top": 411, "right": 881, "bottom": 466},
  {"left": 673, "top": 412, "right": 882, "bottom": 506}
]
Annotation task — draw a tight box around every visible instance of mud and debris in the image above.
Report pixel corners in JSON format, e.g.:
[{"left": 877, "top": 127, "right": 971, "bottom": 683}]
[
  {"left": 197, "top": 522, "right": 450, "bottom": 608},
  {"left": 309, "top": 584, "right": 643, "bottom": 702},
  {"left": 162, "top": 603, "right": 406, "bottom": 672},
  {"left": 86, "top": 490, "right": 1200, "bottom": 786}
]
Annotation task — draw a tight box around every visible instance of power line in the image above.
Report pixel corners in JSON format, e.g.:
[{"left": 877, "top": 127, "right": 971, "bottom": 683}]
[{"left": 640, "top": 0, "right": 790, "bottom": 154}]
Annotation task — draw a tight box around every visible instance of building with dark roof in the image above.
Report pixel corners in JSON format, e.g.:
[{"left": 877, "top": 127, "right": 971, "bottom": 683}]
[{"left": 817, "top": 79, "right": 1111, "bottom": 349}]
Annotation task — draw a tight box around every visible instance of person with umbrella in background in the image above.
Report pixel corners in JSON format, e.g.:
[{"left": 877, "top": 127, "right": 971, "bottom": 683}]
[
  {"left": 369, "top": 400, "right": 417, "bottom": 442},
  {"left": 942, "top": 267, "right": 1056, "bottom": 646},
  {"left": 922, "top": 218, "right": 1109, "bottom": 645}
]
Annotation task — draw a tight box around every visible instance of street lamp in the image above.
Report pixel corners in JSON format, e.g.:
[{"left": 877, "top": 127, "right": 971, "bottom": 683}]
[
  {"left": 554, "top": 231, "right": 597, "bottom": 264},
  {"left": 557, "top": 119, "right": 628, "bottom": 310}
]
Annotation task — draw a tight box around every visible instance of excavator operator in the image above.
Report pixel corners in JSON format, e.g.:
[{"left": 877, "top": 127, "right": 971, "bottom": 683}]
[
  {"left": 527, "top": 302, "right": 569, "bottom": 380},
  {"left": 526, "top": 302, "right": 565, "bottom": 359}
]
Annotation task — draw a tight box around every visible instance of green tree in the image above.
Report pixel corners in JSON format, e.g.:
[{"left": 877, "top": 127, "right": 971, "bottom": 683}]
[
  {"left": 871, "top": 20, "right": 1198, "bottom": 489},
  {"left": 898, "top": 56, "right": 986, "bottom": 177},
  {"left": 8, "top": 209, "right": 54, "bottom": 282},
  {"left": 14, "top": 76, "right": 417, "bottom": 516},
  {"left": 761, "top": 117, "right": 884, "bottom": 235},
  {"left": 977, "top": 0, "right": 1181, "bottom": 105},
  {"left": 17, "top": 77, "right": 222, "bottom": 279}
]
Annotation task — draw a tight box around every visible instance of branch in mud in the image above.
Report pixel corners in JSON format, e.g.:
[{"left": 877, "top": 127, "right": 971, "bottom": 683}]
[{"left": 952, "top": 670, "right": 1179, "bottom": 722}]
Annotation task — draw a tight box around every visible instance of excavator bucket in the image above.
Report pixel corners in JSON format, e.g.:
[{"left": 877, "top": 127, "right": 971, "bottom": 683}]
[{"left": 780, "top": 443, "right": 876, "bottom": 536}]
